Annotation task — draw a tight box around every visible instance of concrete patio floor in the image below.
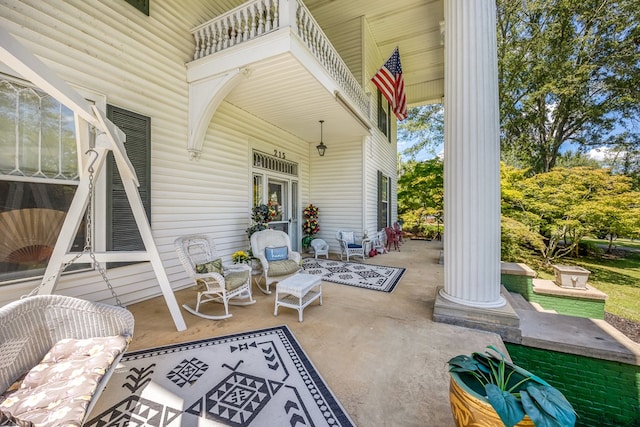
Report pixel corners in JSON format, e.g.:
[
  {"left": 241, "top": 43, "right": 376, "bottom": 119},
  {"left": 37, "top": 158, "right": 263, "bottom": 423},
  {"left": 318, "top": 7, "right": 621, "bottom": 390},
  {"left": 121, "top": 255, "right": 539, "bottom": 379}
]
[{"left": 127, "top": 239, "right": 504, "bottom": 426}]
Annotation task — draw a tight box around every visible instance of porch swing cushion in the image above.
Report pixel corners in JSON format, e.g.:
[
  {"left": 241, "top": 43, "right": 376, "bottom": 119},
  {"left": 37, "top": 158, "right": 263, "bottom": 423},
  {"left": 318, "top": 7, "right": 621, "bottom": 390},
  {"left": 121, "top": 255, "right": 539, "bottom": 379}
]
[{"left": 0, "top": 334, "right": 130, "bottom": 426}]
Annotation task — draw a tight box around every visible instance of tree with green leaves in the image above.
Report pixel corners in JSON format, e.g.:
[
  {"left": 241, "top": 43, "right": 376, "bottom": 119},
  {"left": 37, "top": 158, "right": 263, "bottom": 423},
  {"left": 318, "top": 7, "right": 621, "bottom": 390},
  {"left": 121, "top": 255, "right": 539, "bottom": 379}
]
[
  {"left": 398, "top": 104, "right": 443, "bottom": 160},
  {"left": 501, "top": 165, "right": 640, "bottom": 262},
  {"left": 497, "top": 0, "right": 640, "bottom": 173},
  {"left": 397, "top": 158, "right": 444, "bottom": 238}
]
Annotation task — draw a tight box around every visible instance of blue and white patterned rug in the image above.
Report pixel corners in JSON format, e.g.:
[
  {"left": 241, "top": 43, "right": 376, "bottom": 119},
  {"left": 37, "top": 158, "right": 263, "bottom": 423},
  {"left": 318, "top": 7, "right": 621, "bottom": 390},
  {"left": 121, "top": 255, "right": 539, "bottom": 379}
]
[
  {"left": 301, "top": 258, "right": 405, "bottom": 293},
  {"left": 86, "top": 326, "right": 354, "bottom": 426}
]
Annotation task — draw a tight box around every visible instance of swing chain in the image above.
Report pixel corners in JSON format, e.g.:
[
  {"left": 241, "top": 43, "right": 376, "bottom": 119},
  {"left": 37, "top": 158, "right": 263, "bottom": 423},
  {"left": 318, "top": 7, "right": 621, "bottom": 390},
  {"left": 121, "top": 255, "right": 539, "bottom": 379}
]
[
  {"left": 26, "top": 149, "right": 122, "bottom": 307},
  {"left": 85, "top": 149, "right": 123, "bottom": 307}
]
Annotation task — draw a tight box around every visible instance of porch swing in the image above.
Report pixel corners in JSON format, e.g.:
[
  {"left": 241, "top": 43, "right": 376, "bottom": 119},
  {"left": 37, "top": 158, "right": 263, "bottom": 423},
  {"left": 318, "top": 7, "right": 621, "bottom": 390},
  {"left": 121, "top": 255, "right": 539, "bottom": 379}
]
[
  {"left": 0, "top": 26, "right": 187, "bottom": 426},
  {"left": 0, "top": 150, "right": 134, "bottom": 427}
]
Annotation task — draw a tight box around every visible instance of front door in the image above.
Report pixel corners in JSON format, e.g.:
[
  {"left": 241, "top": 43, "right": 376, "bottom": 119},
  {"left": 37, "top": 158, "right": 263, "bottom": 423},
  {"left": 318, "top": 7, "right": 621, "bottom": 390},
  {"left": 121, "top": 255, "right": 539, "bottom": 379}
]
[
  {"left": 251, "top": 150, "right": 299, "bottom": 251},
  {"left": 267, "top": 178, "right": 289, "bottom": 234}
]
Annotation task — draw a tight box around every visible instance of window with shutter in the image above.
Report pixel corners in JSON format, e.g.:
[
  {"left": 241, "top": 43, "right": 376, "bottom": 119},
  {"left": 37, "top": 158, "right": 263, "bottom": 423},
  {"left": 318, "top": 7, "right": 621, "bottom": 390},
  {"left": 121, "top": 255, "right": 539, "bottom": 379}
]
[
  {"left": 106, "top": 106, "right": 150, "bottom": 260},
  {"left": 377, "top": 90, "right": 390, "bottom": 140},
  {"left": 377, "top": 170, "right": 390, "bottom": 230}
]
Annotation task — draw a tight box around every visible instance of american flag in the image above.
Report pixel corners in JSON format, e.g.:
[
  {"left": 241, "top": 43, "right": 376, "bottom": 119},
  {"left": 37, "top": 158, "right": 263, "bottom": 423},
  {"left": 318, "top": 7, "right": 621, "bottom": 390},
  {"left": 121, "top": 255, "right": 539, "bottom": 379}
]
[{"left": 371, "top": 47, "right": 408, "bottom": 121}]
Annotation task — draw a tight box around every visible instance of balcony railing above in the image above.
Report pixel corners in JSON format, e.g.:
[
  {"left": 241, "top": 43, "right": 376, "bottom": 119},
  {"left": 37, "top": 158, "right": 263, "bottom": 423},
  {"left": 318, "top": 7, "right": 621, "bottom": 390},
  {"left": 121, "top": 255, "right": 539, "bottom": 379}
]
[{"left": 190, "top": 0, "right": 370, "bottom": 119}]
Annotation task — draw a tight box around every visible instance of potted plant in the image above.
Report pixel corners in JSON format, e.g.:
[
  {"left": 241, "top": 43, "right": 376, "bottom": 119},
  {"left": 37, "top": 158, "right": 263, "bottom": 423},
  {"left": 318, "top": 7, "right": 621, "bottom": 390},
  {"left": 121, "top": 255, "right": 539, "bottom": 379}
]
[
  {"left": 448, "top": 345, "right": 576, "bottom": 427},
  {"left": 245, "top": 204, "right": 272, "bottom": 239},
  {"left": 302, "top": 204, "right": 320, "bottom": 250}
]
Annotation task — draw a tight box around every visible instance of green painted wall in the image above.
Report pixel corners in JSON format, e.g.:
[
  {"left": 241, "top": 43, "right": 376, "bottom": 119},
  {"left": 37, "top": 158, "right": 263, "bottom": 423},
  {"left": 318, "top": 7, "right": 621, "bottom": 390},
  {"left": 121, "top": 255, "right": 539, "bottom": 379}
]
[
  {"left": 528, "top": 293, "right": 606, "bottom": 319},
  {"left": 501, "top": 273, "right": 533, "bottom": 298},
  {"left": 501, "top": 272, "right": 605, "bottom": 319},
  {"left": 506, "top": 344, "right": 640, "bottom": 427}
]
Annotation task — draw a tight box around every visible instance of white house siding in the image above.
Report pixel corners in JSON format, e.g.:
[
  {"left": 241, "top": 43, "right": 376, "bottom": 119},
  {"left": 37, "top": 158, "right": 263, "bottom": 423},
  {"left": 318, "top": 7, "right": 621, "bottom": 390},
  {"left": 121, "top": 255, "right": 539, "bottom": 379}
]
[
  {"left": 362, "top": 20, "right": 399, "bottom": 235},
  {"left": 309, "top": 138, "right": 364, "bottom": 254},
  {"left": 0, "top": 0, "right": 313, "bottom": 307}
]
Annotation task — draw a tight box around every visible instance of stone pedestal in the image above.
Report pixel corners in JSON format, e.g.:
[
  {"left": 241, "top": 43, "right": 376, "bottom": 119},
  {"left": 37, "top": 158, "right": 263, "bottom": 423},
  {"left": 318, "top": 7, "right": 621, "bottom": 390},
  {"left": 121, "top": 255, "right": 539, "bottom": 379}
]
[{"left": 553, "top": 265, "right": 591, "bottom": 289}]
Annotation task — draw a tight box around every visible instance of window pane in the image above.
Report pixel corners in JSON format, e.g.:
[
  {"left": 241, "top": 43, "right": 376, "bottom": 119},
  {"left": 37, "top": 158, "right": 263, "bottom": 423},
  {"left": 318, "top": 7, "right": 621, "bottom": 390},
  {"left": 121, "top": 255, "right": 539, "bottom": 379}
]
[
  {"left": 253, "top": 174, "right": 263, "bottom": 206},
  {"left": 0, "top": 78, "right": 78, "bottom": 179},
  {"left": 0, "top": 180, "right": 85, "bottom": 282}
]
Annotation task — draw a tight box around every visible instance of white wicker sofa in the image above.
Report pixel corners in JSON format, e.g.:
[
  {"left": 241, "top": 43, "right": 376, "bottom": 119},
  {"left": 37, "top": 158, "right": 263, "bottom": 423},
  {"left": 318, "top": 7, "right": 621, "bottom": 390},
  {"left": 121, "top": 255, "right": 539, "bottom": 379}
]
[{"left": 0, "top": 295, "right": 134, "bottom": 426}]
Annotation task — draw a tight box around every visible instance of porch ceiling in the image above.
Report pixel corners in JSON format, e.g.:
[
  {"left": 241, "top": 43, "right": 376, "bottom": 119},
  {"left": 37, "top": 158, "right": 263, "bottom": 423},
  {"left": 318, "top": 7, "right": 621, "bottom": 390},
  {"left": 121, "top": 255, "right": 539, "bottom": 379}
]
[
  {"left": 199, "top": 0, "right": 444, "bottom": 139},
  {"left": 225, "top": 53, "right": 370, "bottom": 144},
  {"left": 298, "top": 0, "right": 445, "bottom": 107}
]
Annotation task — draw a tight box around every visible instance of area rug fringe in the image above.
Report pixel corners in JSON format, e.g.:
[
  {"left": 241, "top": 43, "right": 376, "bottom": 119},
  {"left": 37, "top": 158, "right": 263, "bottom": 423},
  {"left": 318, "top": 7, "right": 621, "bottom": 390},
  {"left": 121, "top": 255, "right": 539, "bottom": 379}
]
[
  {"left": 87, "top": 325, "right": 355, "bottom": 426},
  {"left": 301, "top": 258, "right": 405, "bottom": 293}
]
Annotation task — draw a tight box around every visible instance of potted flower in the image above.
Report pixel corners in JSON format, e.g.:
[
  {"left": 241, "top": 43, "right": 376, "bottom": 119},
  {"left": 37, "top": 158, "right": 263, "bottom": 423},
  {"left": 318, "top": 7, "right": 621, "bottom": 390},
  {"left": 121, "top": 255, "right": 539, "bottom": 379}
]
[
  {"left": 448, "top": 345, "right": 576, "bottom": 427},
  {"left": 231, "top": 250, "right": 249, "bottom": 264},
  {"left": 302, "top": 204, "right": 320, "bottom": 250}
]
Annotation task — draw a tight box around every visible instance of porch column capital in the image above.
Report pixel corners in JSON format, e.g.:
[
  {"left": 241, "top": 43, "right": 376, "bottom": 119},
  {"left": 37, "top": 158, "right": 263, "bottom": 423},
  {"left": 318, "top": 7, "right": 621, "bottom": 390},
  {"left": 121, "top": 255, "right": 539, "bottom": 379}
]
[{"left": 441, "top": 0, "right": 504, "bottom": 308}]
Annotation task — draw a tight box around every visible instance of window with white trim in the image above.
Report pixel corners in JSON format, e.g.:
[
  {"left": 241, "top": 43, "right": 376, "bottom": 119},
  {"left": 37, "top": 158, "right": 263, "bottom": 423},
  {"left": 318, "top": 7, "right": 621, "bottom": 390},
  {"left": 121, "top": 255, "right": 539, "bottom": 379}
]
[{"left": 0, "top": 76, "right": 86, "bottom": 282}]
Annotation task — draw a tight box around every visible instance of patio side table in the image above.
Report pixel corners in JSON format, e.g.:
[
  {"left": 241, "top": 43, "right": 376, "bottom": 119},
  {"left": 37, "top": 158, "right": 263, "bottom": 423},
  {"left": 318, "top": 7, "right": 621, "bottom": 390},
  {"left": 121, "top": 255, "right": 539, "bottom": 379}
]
[{"left": 274, "top": 273, "right": 322, "bottom": 322}]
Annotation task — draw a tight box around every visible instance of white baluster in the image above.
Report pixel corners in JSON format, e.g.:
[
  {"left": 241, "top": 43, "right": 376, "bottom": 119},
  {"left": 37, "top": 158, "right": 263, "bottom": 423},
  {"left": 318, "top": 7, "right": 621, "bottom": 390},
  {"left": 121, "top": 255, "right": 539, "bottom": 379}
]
[
  {"left": 242, "top": 8, "right": 249, "bottom": 41},
  {"left": 223, "top": 17, "right": 230, "bottom": 49},
  {"left": 250, "top": 4, "right": 257, "bottom": 38},
  {"left": 214, "top": 21, "right": 222, "bottom": 52},
  {"left": 193, "top": 29, "right": 202, "bottom": 59},
  {"left": 257, "top": 0, "right": 265, "bottom": 34},
  {"left": 273, "top": 0, "right": 279, "bottom": 28},
  {"left": 204, "top": 25, "right": 212, "bottom": 56},
  {"left": 265, "top": 0, "right": 273, "bottom": 31}
]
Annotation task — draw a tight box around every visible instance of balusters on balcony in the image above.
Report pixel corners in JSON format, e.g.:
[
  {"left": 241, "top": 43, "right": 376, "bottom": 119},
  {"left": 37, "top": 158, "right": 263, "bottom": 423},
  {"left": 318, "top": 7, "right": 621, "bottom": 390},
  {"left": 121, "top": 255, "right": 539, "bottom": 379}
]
[{"left": 190, "top": 0, "right": 369, "bottom": 119}]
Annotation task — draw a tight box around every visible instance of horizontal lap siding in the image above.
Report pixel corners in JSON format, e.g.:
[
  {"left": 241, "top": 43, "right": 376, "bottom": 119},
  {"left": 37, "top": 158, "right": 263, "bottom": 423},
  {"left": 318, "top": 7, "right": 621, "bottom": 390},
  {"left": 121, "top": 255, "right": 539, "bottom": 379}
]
[
  {"left": 310, "top": 139, "right": 364, "bottom": 253},
  {"left": 0, "top": 0, "right": 310, "bottom": 307},
  {"left": 363, "top": 21, "right": 399, "bottom": 234}
]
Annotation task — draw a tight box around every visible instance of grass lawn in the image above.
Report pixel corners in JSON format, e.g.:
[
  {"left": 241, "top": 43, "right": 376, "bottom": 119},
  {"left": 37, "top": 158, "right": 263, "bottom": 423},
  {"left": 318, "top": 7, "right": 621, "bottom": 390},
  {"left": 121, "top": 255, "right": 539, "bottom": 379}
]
[
  {"left": 581, "top": 237, "right": 640, "bottom": 251},
  {"left": 538, "top": 249, "right": 640, "bottom": 323}
]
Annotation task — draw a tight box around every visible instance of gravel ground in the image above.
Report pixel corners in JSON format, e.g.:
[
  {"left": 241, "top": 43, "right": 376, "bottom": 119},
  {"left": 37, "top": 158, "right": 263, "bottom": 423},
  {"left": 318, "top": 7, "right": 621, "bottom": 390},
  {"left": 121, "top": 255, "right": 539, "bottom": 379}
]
[{"left": 606, "top": 312, "right": 640, "bottom": 343}]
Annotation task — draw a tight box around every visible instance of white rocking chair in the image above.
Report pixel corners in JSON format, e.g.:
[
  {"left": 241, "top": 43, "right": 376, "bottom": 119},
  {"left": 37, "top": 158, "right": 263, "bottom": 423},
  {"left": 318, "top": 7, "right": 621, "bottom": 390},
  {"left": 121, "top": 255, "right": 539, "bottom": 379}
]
[
  {"left": 175, "top": 234, "right": 255, "bottom": 320},
  {"left": 250, "top": 229, "right": 302, "bottom": 294}
]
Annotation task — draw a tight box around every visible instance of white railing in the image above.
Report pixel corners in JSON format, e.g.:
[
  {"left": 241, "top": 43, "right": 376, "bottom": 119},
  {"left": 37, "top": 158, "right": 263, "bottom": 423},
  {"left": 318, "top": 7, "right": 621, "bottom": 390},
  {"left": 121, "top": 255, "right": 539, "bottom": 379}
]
[{"left": 190, "top": 0, "right": 369, "bottom": 118}]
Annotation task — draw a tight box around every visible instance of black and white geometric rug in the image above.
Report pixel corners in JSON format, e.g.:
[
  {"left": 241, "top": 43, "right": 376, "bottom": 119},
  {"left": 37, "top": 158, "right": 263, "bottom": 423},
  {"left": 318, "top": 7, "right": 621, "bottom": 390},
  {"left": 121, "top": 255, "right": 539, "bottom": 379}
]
[
  {"left": 301, "top": 258, "right": 405, "bottom": 293},
  {"left": 86, "top": 326, "right": 354, "bottom": 426}
]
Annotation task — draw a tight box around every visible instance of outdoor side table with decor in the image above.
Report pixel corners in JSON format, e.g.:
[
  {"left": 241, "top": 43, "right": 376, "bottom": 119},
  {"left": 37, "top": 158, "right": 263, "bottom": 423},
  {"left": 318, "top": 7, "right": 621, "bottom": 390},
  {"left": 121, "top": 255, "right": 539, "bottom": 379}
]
[{"left": 274, "top": 273, "right": 322, "bottom": 322}]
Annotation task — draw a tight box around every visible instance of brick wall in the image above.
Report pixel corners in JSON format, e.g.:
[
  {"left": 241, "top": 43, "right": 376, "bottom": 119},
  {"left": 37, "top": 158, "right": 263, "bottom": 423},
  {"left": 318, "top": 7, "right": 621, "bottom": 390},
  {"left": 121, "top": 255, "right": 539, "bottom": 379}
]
[
  {"left": 528, "top": 293, "right": 606, "bottom": 319},
  {"left": 506, "top": 343, "right": 640, "bottom": 427},
  {"left": 501, "top": 273, "right": 533, "bottom": 299}
]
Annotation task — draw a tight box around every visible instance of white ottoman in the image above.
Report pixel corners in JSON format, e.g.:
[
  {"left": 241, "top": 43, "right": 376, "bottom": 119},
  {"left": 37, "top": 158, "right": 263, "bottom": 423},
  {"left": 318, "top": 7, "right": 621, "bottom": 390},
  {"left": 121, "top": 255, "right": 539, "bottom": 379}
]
[{"left": 274, "top": 273, "right": 322, "bottom": 322}]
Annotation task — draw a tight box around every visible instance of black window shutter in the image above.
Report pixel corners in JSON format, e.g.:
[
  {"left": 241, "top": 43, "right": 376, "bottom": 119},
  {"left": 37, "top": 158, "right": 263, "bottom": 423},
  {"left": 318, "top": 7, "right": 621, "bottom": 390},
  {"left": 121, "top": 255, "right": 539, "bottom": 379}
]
[
  {"left": 377, "top": 170, "right": 384, "bottom": 230},
  {"left": 124, "top": 0, "right": 149, "bottom": 15},
  {"left": 106, "top": 105, "right": 151, "bottom": 254}
]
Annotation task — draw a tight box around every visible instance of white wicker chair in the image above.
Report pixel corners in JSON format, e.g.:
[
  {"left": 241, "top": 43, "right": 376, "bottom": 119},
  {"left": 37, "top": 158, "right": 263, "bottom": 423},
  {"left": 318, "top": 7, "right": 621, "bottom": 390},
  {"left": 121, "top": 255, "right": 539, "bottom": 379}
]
[
  {"left": 250, "top": 229, "right": 301, "bottom": 294},
  {"left": 336, "top": 230, "right": 368, "bottom": 262},
  {"left": 372, "top": 230, "right": 388, "bottom": 254},
  {"left": 310, "top": 238, "right": 329, "bottom": 259},
  {"left": 0, "top": 294, "right": 134, "bottom": 426},
  {"left": 175, "top": 234, "right": 255, "bottom": 320}
]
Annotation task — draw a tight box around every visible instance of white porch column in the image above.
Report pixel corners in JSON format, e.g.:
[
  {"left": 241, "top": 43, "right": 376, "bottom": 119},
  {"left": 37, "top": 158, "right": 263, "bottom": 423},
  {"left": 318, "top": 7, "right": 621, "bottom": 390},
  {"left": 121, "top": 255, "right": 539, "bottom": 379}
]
[{"left": 441, "top": 0, "right": 504, "bottom": 308}]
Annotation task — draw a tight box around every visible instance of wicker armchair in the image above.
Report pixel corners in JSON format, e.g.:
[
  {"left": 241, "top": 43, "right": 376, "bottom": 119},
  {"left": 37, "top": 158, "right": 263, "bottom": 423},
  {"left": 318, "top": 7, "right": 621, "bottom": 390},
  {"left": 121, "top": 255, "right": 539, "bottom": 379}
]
[
  {"left": 0, "top": 294, "right": 134, "bottom": 426},
  {"left": 175, "top": 234, "right": 255, "bottom": 320},
  {"left": 310, "top": 238, "right": 329, "bottom": 259},
  {"left": 336, "top": 230, "right": 368, "bottom": 262},
  {"left": 250, "top": 229, "right": 301, "bottom": 294}
]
